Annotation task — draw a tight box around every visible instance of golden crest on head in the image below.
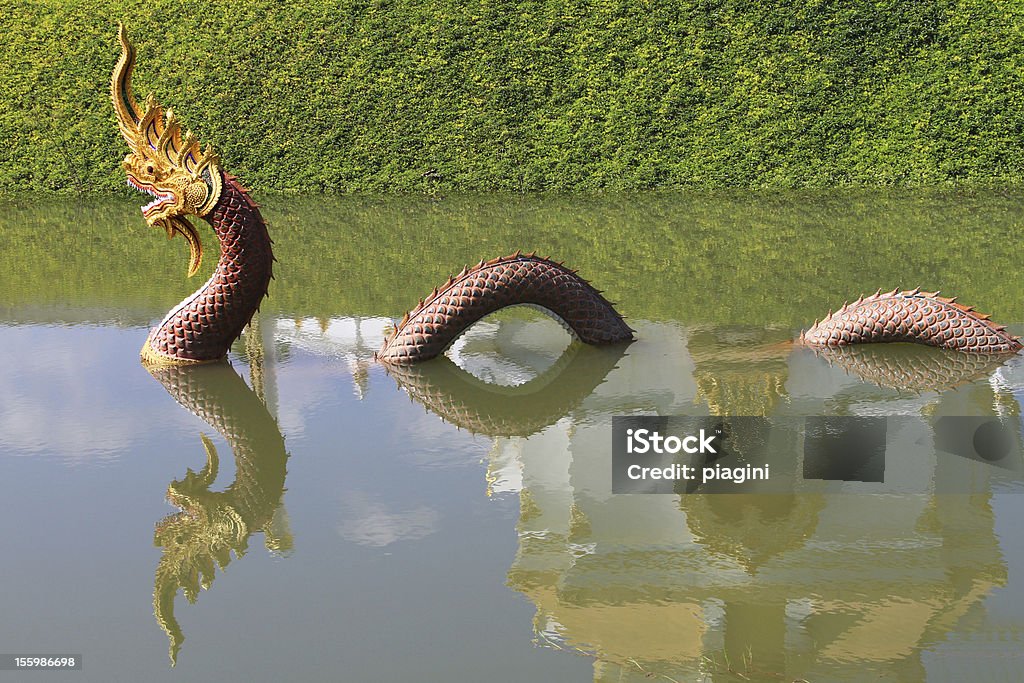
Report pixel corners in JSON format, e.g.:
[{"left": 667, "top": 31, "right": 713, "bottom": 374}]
[{"left": 112, "top": 23, "right": 221, "bottom": 276}]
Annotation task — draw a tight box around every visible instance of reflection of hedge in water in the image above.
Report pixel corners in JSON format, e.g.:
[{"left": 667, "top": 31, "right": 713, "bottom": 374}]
[
  {"left": 384, "top": 344, "right": 624, "bottom": 436},
  {"left": 4, "top": 193, "right": 1024, "bottom": 326},
  {"left": 183, "top": 191, "right": 1024, "bottom": 326}
]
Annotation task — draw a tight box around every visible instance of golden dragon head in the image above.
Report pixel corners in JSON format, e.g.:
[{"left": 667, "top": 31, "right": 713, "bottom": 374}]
[{"left": 111, "top": 23, "right": 221, "bottom": 276}]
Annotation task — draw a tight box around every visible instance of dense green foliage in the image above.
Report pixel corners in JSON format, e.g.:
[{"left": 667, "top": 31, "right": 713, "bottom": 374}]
[{"left": 3, "top": 0, "right": 1024, "bottom": 193}]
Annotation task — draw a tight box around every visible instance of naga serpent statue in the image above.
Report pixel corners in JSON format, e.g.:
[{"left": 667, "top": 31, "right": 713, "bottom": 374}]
[
  {"left": 113, "top": 28, "right": 1021, "bottom": 366},
  {"left": 113, "top": 24, "right": 273, "bottom": 365}
]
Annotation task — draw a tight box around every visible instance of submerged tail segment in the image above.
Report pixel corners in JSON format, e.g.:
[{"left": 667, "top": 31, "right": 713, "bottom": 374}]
[
  {"left": 376, "top": 253, "right": 634, "bottom": 365},
  {"left": 800, "top": 288, "right": 1021, "bottom": 354}
]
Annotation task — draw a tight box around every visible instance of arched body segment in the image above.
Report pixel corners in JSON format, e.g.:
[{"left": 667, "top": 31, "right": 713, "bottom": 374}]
[
  {"left": 800, "top": 289, "right": 1021, "bottom": 354},
  {"left": 376, "top": 253, "right": 634, "bottom": 365}
]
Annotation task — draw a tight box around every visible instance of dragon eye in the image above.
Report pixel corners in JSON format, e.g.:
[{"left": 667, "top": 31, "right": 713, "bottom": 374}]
[{"left": 146, "top": 164, "right": 155, "bottom": 175}]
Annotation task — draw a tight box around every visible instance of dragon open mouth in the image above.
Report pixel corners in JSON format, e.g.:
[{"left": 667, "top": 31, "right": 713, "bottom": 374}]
[
  {"left": 127, "top": 177, "right": 174, "bottom": 215},
  {"left": 125, "top": 175, "right": 203, "bottom": 277}
]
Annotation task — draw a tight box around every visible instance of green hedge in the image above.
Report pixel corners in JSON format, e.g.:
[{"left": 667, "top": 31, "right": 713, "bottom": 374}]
[{"left": 3, "top": 0, "right": 1024, "bottom": 193}]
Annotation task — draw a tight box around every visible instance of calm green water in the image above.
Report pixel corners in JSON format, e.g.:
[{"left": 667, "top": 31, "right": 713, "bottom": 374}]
[{"left": 2, "top": 193, "right": 1024, "bottom": 682}]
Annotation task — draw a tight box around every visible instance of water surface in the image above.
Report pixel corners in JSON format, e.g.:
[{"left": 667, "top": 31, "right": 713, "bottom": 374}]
[{"left": 2, "top": 192, "right": 1024, "bottom": 682}]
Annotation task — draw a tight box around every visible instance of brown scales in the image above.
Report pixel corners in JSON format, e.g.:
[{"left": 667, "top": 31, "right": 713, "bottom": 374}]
[
  {"left": 800, "top": 288, "right": 1021, "bottom": 354},
  {"left": 144, "top": 173, "right": 275, "bottom": 364},
  {"left": 376, "top": 252, "right": 634, "bottom": 365}
]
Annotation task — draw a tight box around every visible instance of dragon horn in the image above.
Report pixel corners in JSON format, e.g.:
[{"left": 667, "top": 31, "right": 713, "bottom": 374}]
[
  {"left": 152, "top": 573, "right": 185, "bottom": 666},
  {"left": 112, "top": 23, "right": 142, "bottom": 151}
]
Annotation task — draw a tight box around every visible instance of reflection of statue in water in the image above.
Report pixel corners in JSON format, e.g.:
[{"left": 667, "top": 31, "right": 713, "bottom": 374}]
[
  {"left": 148, "top": 362, "right": 290, "bottom": 665},
  {"left": 689, "top": 326, "right": 1014, "bottom": 415},
  {"left": 812, "top": 343, "right": 1011, "bottom": 393},
  {"left": 384, "top": 344, "right": 625, "bottom": 437}
]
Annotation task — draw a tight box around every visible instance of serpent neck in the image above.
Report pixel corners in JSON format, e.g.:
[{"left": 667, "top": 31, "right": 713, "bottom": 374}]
[{"left": 145, "top": 174, "right": 273, "bottom": 363}]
